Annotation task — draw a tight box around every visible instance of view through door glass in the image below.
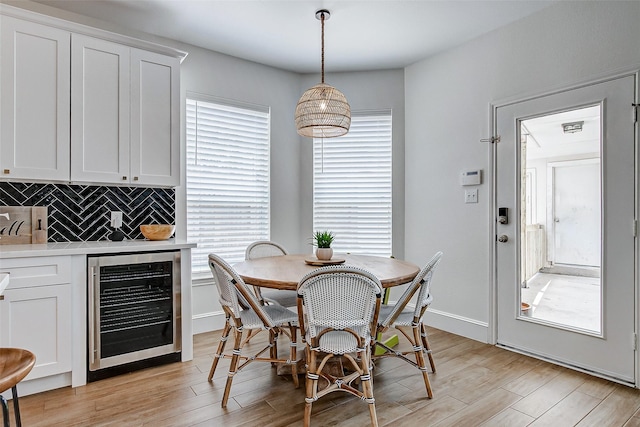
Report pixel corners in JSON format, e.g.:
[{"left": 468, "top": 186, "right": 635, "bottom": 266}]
[{"left": 520, "top": 106, "right": 602, "bottom": 334}]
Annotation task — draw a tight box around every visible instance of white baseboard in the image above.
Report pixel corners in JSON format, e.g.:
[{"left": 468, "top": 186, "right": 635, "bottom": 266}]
[
  {"left": 424, "top": 308, "right": 489, "bottom": 343},
  {"left": 1, "top": 373, "right": 71, "bottom": 399},
  {"left": 191, "top": 307, "right": 490, "bottom": 344},
  {"left": 192, "top": 310, "right": 226, "bottom": 335}
]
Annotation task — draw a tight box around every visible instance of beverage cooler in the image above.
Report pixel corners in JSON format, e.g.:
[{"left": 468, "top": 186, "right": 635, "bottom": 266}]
[{"left": 87, "top": 251, "right": 181, "bottom": 381}]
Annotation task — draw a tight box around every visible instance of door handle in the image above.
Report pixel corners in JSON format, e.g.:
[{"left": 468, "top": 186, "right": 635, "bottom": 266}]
[
  {"left": 498, "top": 235, "right": 509, "bottom": 243},
  {"left": 88, "top": 266, "right": 99, "bottom": 367}
]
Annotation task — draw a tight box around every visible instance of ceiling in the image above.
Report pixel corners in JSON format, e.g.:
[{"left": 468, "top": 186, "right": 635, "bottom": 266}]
[
  {"left": 31, "top": 0, "right": 558, "bottom": 73},
  {"left": 523, "top": 105, "right": 601, "bottom": 160}
]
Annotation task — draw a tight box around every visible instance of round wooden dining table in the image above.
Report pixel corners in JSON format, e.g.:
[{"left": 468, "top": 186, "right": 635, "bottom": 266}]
[{"left": 233, "top": 253, "right": 419, "bottom": 290}]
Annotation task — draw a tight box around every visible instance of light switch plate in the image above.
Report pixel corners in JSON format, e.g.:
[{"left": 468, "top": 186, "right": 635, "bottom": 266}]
[{"left": 465, "top": 189, "right": 478, "bottom": 204}]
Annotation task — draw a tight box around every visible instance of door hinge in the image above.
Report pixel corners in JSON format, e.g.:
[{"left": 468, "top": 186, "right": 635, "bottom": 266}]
[
  {"left": 632, "top": 333, "right": 637, "bottom": 351},
  {"left": 633, "top": 103, "right": 639, "bottom": 124},
  {"left": 634, "top": 220, "right": 638, "bottom": 237}
]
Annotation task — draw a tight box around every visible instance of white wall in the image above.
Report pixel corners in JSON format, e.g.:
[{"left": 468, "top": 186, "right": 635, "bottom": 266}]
[{"left": 404, "top": 1, "right": 640, "bottom": 341}]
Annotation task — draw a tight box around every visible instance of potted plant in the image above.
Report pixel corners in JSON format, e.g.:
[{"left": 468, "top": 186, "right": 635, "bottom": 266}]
[{"left": 312, "top": 230, "right": 335, "bottom": 260}]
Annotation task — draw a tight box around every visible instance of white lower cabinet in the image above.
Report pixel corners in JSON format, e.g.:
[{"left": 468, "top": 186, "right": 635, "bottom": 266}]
[
  {"left": 0, "top": 284, "right": 72, "bottom": 379},
  {"left": 0, "top": 257, "right": 73, "bottom": 382}
]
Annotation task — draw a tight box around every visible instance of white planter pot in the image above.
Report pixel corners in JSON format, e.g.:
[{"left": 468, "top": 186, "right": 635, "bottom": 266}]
[{"left": 316, "top": 248, "right": 333, "bottom": 261}]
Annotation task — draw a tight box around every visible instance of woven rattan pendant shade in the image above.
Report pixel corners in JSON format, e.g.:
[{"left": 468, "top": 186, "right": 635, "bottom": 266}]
[
  {"left": 295, "top": 10, "right": 350, "bottom": 138},
  {"left": 295, "top": 83, "right": 350, "bottom": 138}
]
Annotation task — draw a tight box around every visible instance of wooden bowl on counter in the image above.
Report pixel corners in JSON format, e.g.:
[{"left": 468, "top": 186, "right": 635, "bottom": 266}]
[{"left": 140, "top": 224, "right": 176, "bottom": 241}]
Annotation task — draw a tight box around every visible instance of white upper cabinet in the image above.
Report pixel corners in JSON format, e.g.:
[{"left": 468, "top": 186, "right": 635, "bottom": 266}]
[
  {"left": 130, "top": 50, "right": 180, "bottom": 187},
  {"left": 0, "top": 7, "right": 183, "bottom": 187},
  {"left": 71, "top": 35, "right": 131, "bottom": 184},
  {"left": 71, "top": 35, "right": 180, "bottom": 186},
  {"left": 0, "top": 16, "right": 71, "bottom": 181}
]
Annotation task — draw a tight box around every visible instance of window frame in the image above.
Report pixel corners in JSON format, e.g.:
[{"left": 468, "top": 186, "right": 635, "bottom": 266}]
[
  {"left": 312, "top": 109, "right": 393, "bottom": 257},
  {"left": 185, "top": 93, "right": 271, "bottom": 280}
]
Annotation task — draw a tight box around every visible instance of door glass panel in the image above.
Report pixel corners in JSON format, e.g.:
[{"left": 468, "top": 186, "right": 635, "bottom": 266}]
[{"left": 519, "top": 105, "right": 601, "bottom": 334}]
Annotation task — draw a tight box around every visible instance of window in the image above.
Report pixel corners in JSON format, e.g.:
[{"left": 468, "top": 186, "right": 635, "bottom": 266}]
[
  {"left": 313, "top": 110, "right": 392, "bottom": 256},
  {"left": 186, "top": 95, "right": 270, "bottom": 279}
]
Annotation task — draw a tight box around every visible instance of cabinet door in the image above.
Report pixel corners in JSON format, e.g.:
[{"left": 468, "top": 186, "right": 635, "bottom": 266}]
[
  {"left": 0, "top": 284, "right": 72, "bottom": 379},
  {"left": 130, "top": 49, "right": 180, "bottom": 187},
  {"left": 71, "top": 34, "right": 130, "bottom": 184},
  {"left": 0, "top": 16, "right": 71, "bottom": 181}
]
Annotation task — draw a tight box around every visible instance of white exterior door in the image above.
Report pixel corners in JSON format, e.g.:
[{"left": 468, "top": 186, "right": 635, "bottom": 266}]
[
  {"left": 495, "top": 74, "right": 637, "bottom": 384},
  {"left": 551, "top": 159, "right": 601, "bottom": 267}
]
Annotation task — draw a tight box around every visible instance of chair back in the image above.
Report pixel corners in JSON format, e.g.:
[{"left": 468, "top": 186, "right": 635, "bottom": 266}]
[
  {"left": 297, "top": 265, "right": 382, "bottom": 340},
  {"left": 380, "top": 251, "right": 443, "bottom": 327},
  {"left": 245, "top": 240, "right": 288, "bottom": 260},
  {"left": 208, "top": 253, "right": 276, "bottom": 327}
]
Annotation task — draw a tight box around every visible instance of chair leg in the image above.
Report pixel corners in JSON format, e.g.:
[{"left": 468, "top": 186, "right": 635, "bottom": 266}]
[
  {"left": 289, "top": 324, "right": 299, "bottom": 388},
  {"left": 209, "top": 319, "right": 232, "bottom": 381},
  {"left": 1, "top": 395, "right": 9, "bottom": 427},
  {"left": 421, "top": 323, "right": 436, "bottom": 373},
  {"left": 269, "top": 330, "right": 278, "bottom": 366},
  {"left": 222, "top": 327, "right": 244, "bottom": 408},
  {"left": 413, "top": 324, "right": 433, "bottom": 398},
  {"left": 360, "top": 348, "right": 378, "bottom": 427},
  {"left": 11, "top": 386, "right": 22, "bottom": 427},
  {"left": 304, "top": 348, "right": 318, "bottom": 427}
]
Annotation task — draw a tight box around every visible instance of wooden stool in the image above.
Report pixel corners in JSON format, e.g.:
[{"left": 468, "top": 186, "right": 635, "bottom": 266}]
[{"left": 0, "top": 349, "right": 35, "bottom": 427}]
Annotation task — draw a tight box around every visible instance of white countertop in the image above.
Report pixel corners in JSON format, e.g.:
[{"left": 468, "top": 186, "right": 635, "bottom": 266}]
[
  {"left": 0, "top": 272, "right": 8, "bottom": 295},
  {"left": 0, "top": 238, "right": 197, "bottom": 259}
]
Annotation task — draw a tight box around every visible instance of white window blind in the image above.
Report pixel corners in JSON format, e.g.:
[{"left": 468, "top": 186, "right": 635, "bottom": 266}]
[
  {"left": 313, "top": 111, "right": 392, "bottom": 256},
  {"left": 186, "top": 96, "right": 270, "bottom": 279}
]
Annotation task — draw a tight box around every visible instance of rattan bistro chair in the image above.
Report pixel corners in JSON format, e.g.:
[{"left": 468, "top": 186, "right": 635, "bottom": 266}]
[
  {"left": 297, "top": 266, "right": 382, "bottom": 427},
  {"left": 243, "top": 241, "right": 298, "bottom": 344},
  {"left": 372, "top": 251, "right": 443, "bottom": 399},
  {"left": 245, "top": 240, "right": 298, "bottom": 307},
  {"left": 208, "top": 254, "right": 299, "bottom": 407}
]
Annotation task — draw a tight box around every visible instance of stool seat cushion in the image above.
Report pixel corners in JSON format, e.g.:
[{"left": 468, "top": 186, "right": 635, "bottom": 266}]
[{"left": 0, "top": 348, "right": 36, "bottom": 393}]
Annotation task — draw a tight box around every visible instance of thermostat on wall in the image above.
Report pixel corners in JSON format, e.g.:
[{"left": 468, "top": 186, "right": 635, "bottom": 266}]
[{"left": 460, "top": 169, "right": 482, "bottom": 186}]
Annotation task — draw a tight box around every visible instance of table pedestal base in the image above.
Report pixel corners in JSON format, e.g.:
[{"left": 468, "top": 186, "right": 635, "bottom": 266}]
[
  {"left": 276, "top": 350, "right": 348, "bottom": 378},
  {"left": 276, "top": 349, "right": 307, "bottom": 376}
]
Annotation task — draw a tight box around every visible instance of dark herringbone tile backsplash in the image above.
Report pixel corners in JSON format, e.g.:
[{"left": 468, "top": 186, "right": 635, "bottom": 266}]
[{"left": 0, "top": 182, "right": 175, "bottom": 242}]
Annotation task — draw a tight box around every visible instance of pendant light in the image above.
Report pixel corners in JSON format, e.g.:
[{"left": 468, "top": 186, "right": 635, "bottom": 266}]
[{"left": 295, "top": 9, "right": 350, "bottom": 138}]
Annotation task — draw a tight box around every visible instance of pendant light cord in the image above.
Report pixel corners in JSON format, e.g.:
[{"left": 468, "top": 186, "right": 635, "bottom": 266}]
[{"left": 321, "top": 12, "right": 325, "bottom": 84}]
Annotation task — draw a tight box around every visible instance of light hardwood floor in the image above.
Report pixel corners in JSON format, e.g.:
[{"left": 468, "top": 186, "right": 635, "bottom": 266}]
[{"left": 11, "top": 328, "right": 640, "bottom": 426}]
